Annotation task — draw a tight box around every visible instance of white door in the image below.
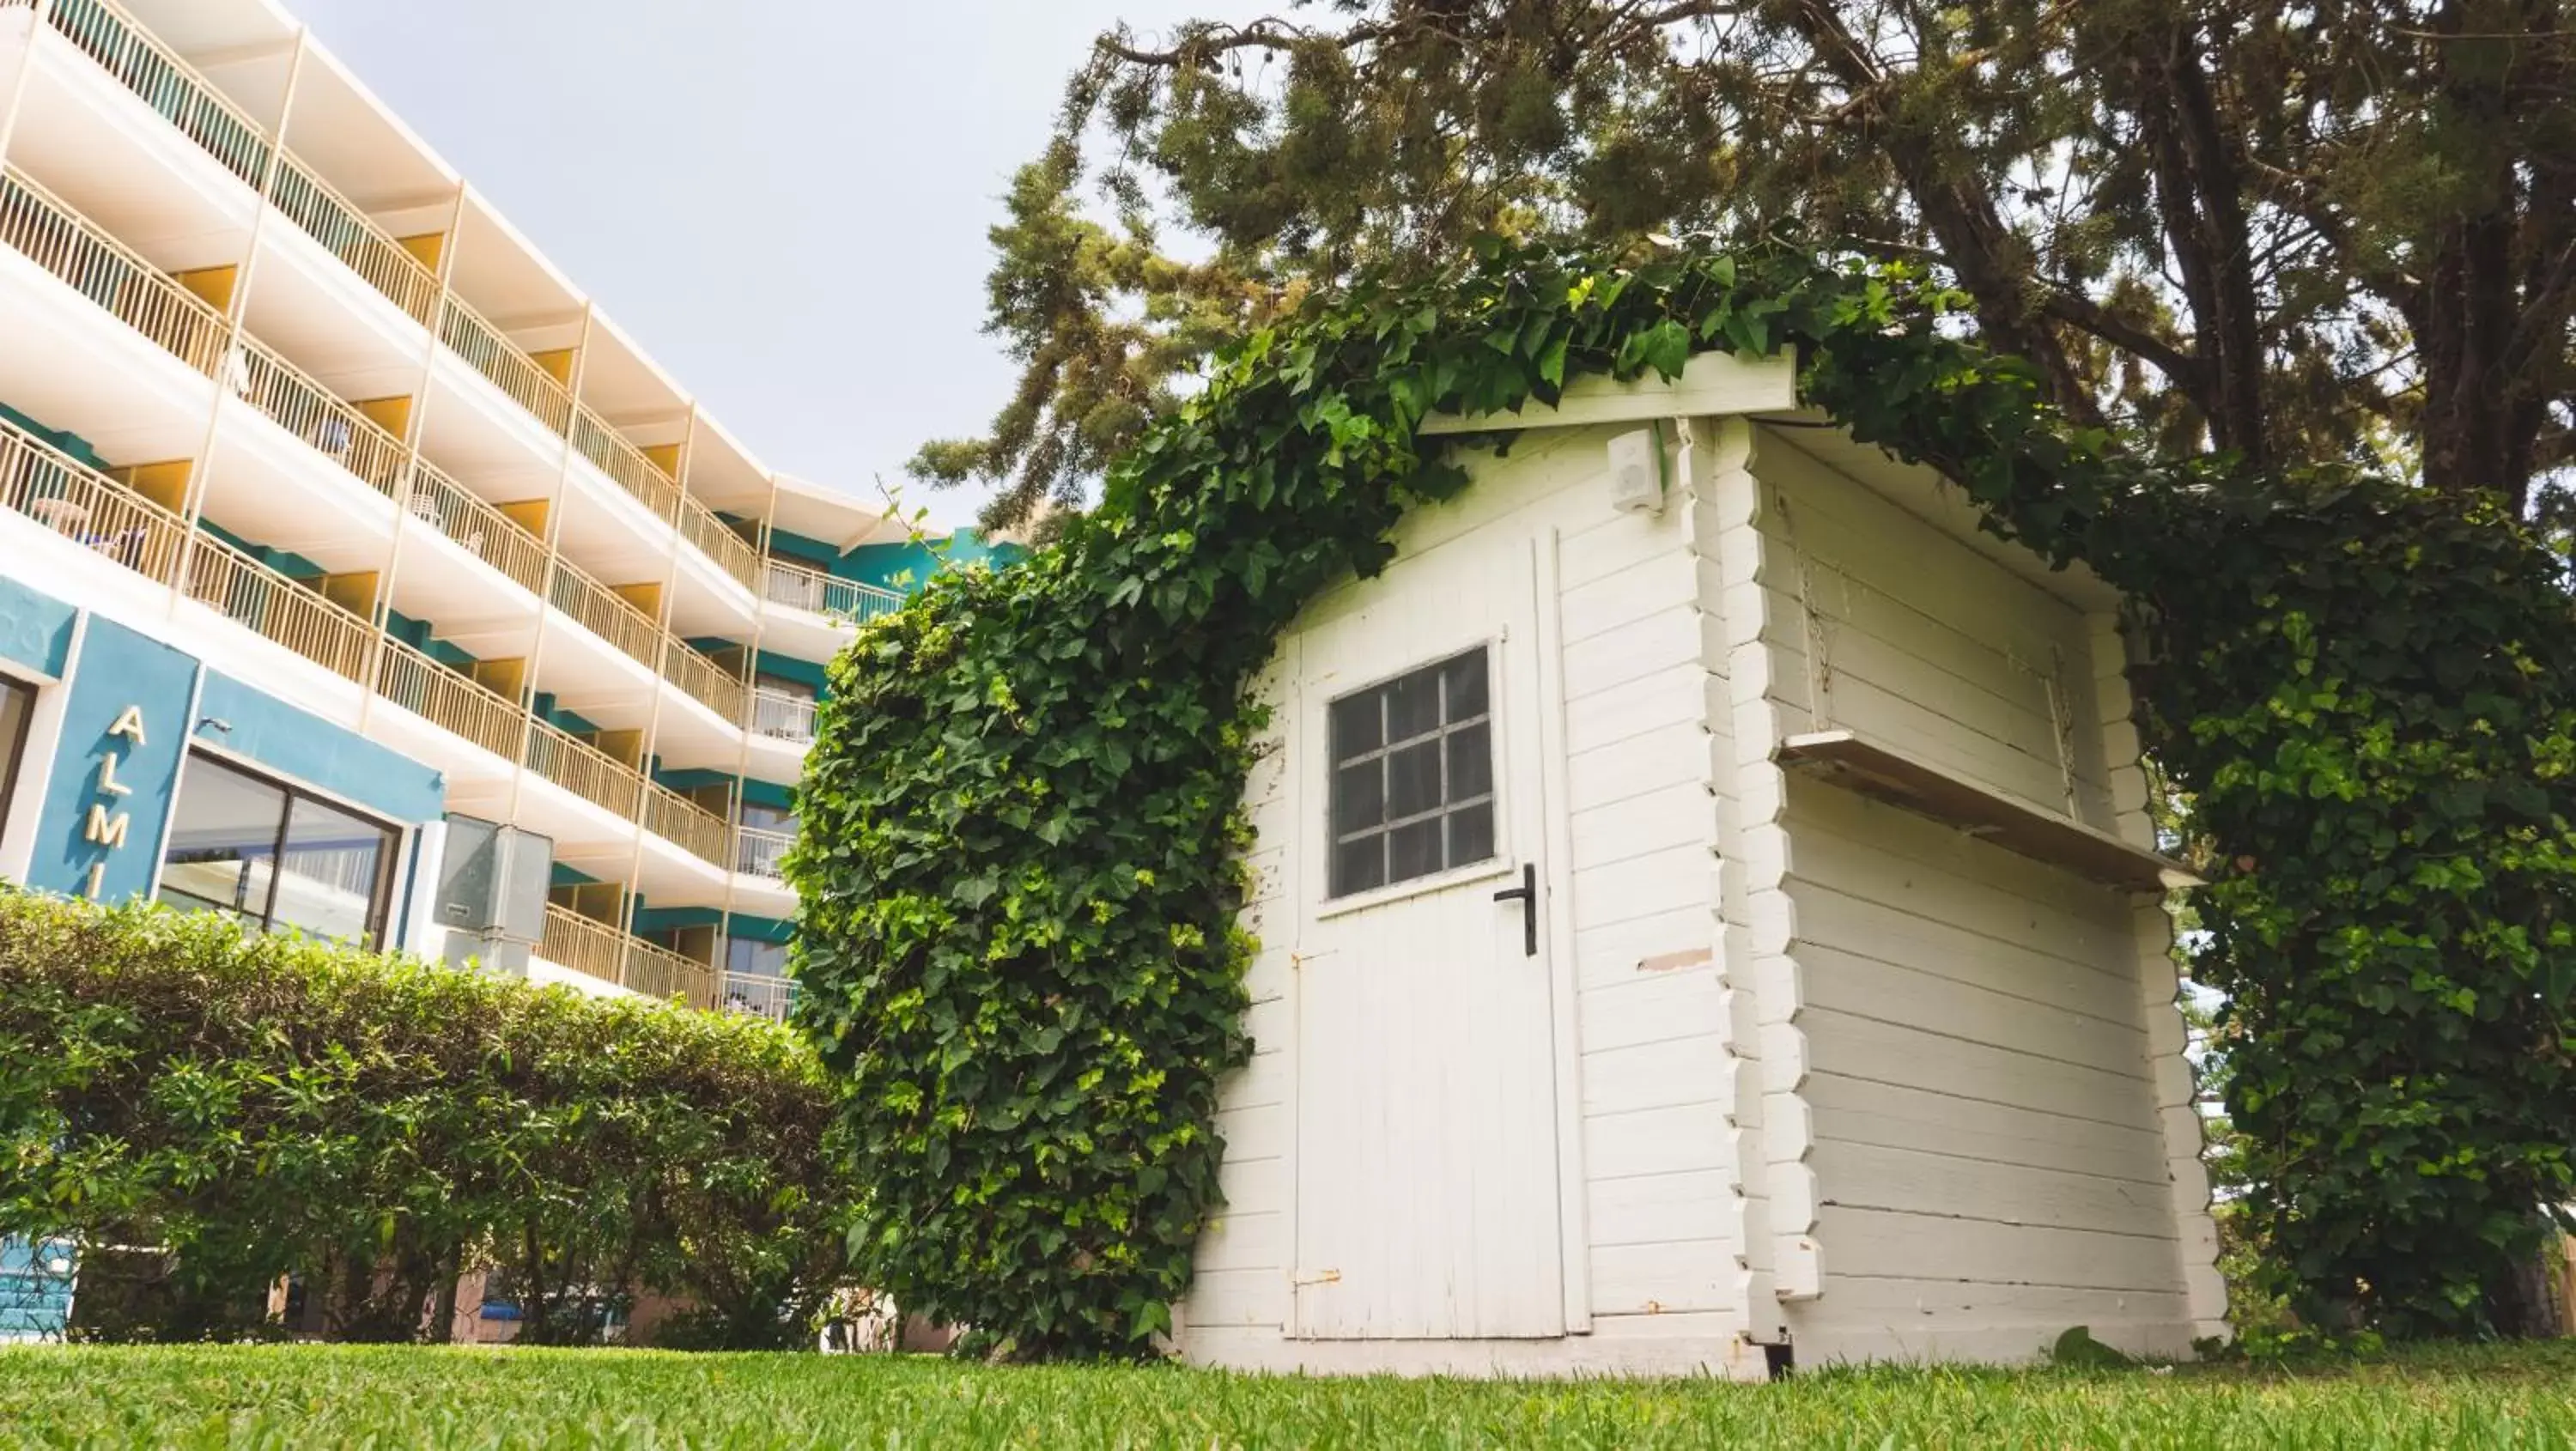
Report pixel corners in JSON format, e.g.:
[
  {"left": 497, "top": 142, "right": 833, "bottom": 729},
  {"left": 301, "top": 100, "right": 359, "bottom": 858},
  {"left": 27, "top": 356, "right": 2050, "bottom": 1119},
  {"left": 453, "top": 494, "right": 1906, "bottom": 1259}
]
[{"left": 1289, "top": 525, "right": 1565, "bottom": 1340}]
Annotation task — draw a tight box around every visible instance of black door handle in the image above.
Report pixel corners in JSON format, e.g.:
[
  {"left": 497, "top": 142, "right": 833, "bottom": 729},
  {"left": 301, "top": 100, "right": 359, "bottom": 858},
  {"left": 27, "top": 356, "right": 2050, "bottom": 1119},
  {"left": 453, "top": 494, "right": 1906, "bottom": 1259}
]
[{"left": 1492, "top": 863, "right": 1538, "bottom": 957}]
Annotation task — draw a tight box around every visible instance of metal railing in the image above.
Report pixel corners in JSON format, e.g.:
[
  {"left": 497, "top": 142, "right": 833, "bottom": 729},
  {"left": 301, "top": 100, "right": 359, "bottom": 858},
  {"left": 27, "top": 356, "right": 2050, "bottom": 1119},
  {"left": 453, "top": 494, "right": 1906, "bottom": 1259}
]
[
  {"left": 677, "top": 496, "right": 762, "bottom": 592},
  {"left": 439, "top": 297, "right": 574, "bottom": 434},
  {"left": 660, "top": 637, "right": 746, "bottom": 722},
  {"left": 538, "top": 906, "right": 713, "bottom": 1007},
  {"left": 523, "top": 716, "right": 644, "bottom": 819},
  {"left": 266, "top": 152, "right": 439, "bottom": 324},
  {"left": 745, "top": 687, "right": 817, "bottom": 744},
  {"left": 0, "top": 417, "right": 188, "bottom": 584},
  {"left": 626, "top": 937, "right": 714, "bottom": 1009},
  {"left": 545, "top": 558, "right": 662, "bottom": 671},
  {"left": 538, "top": 904, "right": 628, "bottom": 990},
  {"left": 228, "top": 335, "right": 406, "bottom": 500},
  {"left": 0, "top": 419, "right": 756, "bottom": 891},
  {"left": 643, "top": 783, "right": 730, "bottom": 870},
  {"left": 735, "top": 825, "right": 793, "bottom": 881},
  {"left": 0, "top": 167, "right": 227, "bottom": 375},
  {"left": 374, "top": 638, "right": 524, "bottom": 759},
  {"left": 569, "top": 404, "right": 678, "bottom": 520},
  {"left": 32, "top": 0, "right": 273, "bottom": 187},
  {"left": 404, "top": 461, "right": 548, "bottom": 597},
  {"left": 761, "top": 556, "right": 902, "bottom": 626},
  {"left": 720, "top": 972, "right": 795, "bottom": 1024},
  {"left": 181, "top": 536, "right": 374, "bottom": 683},
  {"left": 20, "top": 0, "right": 763, "bottom": 628}
]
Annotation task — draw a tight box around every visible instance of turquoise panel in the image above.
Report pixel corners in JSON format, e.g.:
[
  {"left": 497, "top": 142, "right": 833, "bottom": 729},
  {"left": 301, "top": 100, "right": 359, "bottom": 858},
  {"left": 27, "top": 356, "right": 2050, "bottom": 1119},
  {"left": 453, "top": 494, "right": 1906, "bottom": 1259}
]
[
  {"left": 846, "top": 528, "right": 1021, "bottom": 593},
  {"left": 0, "top": 1236, "right": 76, "bottom": 1340},
  {"left": 726, "top": 913, "right": 793, "bottom": 944},
  {"left": 29, "top": 616, "right": 200, "bottom": 901},
  {"left": 633, "top": 905, "right": 723, "bottom": 934},
  {"left": 0, "top": 575, "right": 76, "bottom": 677},
  {"left": 751, "top": 651, "right": 829, "bottom": 695},
  {"left": 197, "top": 673, "right": 445, "bottom": 825}
]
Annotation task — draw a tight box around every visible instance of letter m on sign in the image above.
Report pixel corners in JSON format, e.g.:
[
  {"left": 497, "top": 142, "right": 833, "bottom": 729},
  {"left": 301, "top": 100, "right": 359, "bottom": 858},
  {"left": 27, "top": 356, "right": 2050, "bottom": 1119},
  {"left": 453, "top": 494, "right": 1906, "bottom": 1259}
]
[{"left": 84, "top": 804, "right": 130, "bottom": 850}]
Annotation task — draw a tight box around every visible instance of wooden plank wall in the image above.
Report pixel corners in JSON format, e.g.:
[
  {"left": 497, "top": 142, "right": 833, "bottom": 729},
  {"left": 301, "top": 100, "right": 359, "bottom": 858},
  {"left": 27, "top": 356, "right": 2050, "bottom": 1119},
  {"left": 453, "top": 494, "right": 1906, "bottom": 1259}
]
[
  {"left": 1737, "top": 429, "right": 2219, "bottom": 1363},
  {"left": 1182, "top": 422, "right": 1751, "bottom": 1370}
]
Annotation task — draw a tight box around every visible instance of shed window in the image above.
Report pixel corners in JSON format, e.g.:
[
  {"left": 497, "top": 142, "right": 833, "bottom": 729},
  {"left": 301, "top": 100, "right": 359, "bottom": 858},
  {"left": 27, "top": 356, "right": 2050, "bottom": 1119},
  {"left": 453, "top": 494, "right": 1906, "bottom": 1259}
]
[{"left": 1327, "top": 647, "right": 1496, "bottom": 897}]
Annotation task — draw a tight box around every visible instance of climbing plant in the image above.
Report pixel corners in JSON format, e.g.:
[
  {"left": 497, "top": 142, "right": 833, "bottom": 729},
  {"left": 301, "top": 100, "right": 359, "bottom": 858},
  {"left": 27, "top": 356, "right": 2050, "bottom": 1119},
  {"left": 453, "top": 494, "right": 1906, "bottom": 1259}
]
[{"left": 788, "top": 237, "right": 2576, "bottom": 1355}]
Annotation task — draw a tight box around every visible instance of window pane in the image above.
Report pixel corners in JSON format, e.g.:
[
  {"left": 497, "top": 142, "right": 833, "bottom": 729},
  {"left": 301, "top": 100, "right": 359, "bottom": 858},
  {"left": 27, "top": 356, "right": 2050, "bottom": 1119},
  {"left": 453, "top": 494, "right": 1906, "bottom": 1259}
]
[
  {"left": 1388, "top": 817, "right": 1443, "bottom": 881},
  {"left": 159, "top": 758, "right": 288, "bottom": 920},
  {"left": 1329, "top": 692, "right": 1381, "bottom": 761},
  {"left": 1332, "top": 834, "right": 1386, "bottom": 896},
  {"left": 1385, "top": 669, "right": 1442, "bottom": 742},
  {"left": 1442, "top": 651, "right": 1489, "bottom": 721},
  {"left": 1446, "top": 722, "right": 1492, "bottom": 803},
  {"left": 727, "top": 936, "right": 789, "bottom": 977},
  {"left": 1447, "top": 802, "right": 1496, "bottom": 868},
  {"left": 0, "top": 677, "right": 30, "bottom": 832},
  {"left": 1332, "top": 761, "right": 1384, "bottom": 833},
  {"left": 270, "top": 795, "right": 392, "bottom": 944},
  {"left": 1385, "top": 739, "right": 1442, "bottom": 819}
]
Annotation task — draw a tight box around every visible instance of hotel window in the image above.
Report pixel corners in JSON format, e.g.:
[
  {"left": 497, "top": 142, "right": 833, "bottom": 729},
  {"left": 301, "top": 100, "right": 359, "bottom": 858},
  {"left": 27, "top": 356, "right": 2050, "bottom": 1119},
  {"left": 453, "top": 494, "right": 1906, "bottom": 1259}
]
[
  {"left": 0, "top": 674, "right": 32, "bottom": 835},
  {"left": 157, "top": 752, "right": 399, "bottom": 948},
  {"left": 726, "top": 933, "right": 788, "bottom": 980}
]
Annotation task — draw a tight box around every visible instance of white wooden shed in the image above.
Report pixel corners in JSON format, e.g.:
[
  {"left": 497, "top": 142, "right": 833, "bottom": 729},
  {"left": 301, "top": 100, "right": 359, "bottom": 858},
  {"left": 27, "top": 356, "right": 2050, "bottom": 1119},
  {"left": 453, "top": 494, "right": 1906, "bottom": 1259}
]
[{"left": 1176, "top": 353, "right": 2228, "bottom": 1378}]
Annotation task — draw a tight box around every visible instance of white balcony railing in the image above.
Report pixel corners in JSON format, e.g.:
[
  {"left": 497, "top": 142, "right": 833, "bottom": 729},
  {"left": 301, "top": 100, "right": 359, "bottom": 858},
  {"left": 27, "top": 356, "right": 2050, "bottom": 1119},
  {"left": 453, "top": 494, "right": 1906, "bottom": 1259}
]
[
  {"left": 762, "top": 557, "right": 901, "bottom": 627},
  {"left": 736, "top": 826, "right": 793, "bottom": 881},
  {"left": 720, "top": 972, "right": 795, "bottom": 1024},
  {"left": 746, "top": 688, "right": 817, "bottom": 744}
]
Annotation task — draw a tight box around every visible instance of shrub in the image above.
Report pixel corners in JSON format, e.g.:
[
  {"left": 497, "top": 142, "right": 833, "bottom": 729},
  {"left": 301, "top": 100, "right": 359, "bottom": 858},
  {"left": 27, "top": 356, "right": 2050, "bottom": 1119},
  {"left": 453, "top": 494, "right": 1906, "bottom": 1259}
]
[{"left": 0, "top": 887, "right": 857, "bottom": 1345}]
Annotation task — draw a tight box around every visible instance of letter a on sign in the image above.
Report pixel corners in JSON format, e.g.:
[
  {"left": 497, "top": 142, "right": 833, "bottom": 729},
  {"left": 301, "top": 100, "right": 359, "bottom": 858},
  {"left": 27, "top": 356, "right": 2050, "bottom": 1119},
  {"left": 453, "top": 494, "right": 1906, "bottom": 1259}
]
[{"left": 106, "top": 706, "right": 146, "bottom": 746}]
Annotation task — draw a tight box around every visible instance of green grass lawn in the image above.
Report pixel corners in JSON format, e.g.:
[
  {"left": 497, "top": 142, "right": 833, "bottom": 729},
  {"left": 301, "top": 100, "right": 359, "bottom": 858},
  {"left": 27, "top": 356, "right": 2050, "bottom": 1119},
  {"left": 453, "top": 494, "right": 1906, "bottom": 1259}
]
[{"left": 3, "top": 1341, "right": 2576, "bottom": 1449}]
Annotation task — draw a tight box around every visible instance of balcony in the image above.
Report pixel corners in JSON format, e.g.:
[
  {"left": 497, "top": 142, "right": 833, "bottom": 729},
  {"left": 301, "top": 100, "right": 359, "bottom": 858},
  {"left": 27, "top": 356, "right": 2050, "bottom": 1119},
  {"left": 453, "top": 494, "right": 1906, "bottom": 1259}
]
[
  {"left": 266, "top": 150, "right": 439, "bottom": 325},
  {"left": 735, "top": 824, "right": 793, "bottom": 881},
  {"left": 643, "top": 781, "right": 730, "bottom": 871},
  {"left": 181, "top": 531, "right": 375, "bottom": 683},
  {"left": 3, "top": 422, "right": 765, "bottom": 917},
  {"left": 538, "top": 904, "right": 714, "bottom": 1008},
  {"left": 228, "top": 332, "right": 407, "bottom": 502},
  {"left": 31, "top": 0, "right": 271, "bottom": 188},
  {"left": 404, "top": 459, "right": 549, "bottom": 598},
  {"left": 660, "top": 635, "right": 747, "bottom": 723},
  {"left": 17, "top": 0, "right": 762, "bottom": 623},
  {"left": 439, "top": 296, "right": 574, "bottom": 434},
  {"left": 544, "top": 556, "right": 661, "bottom": 672},
  {"left": 719, "top": 971, "right": 796, "bottom": 1024},
  {"left": 0, "top": 165, "right": 226, "bottom": 376},
  {"left": 745, "top": 687, "right": 817, "bottom": 745},
  {"left": 570, "top": 401, "right": 677, "bottom": 520},
  {"left": 762, "top": 556, "right": 900, "bottom": 627}
]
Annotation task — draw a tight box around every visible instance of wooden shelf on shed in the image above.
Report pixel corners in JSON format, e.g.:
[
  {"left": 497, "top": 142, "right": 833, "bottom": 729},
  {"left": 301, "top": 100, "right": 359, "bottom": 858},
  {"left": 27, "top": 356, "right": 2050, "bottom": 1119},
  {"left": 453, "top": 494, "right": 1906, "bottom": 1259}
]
[{"left": 1777, "top": 731, "right": 2199, "bottom": 891}]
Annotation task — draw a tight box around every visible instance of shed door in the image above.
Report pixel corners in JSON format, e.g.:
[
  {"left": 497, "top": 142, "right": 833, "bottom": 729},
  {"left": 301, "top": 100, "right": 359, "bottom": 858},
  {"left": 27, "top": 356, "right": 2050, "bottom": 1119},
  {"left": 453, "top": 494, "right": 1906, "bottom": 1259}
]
[{"left": 1289, "top": 525, "right": 1565, "bottom": 1340}]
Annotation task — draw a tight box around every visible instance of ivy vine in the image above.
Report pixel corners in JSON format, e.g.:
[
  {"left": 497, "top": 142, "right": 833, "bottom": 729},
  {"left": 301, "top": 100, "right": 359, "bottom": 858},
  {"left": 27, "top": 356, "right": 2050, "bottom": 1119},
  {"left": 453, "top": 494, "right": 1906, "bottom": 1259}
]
[{"left": 787, "top": 237, "right": 2576, "bottom": 1354}]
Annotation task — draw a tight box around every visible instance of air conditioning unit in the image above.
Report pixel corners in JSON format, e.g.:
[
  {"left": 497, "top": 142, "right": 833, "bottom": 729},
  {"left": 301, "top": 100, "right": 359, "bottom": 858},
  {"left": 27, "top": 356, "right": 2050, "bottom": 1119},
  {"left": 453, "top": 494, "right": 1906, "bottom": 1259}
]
[{"left": 435, "top": 814, "right": 554, "bottom": 977}]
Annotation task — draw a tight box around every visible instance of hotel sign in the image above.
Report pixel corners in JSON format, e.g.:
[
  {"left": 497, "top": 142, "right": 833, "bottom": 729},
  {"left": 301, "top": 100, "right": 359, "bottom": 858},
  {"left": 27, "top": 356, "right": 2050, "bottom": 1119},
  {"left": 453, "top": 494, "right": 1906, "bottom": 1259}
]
[{"left": 80, "top": 704, "right": 146, "bottom": 900}]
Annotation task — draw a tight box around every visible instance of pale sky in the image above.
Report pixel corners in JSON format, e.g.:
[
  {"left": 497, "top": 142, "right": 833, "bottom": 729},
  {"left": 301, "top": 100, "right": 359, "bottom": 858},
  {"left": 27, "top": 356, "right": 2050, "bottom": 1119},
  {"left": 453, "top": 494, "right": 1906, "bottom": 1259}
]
[{"left": 287, "top": 0, "right": 1248, "bottom": 531}]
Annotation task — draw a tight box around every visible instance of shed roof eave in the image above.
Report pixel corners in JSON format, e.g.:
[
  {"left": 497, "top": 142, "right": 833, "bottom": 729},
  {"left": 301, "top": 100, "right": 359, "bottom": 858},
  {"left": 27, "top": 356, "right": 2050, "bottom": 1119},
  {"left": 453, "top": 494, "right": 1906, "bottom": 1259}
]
[{"left": 1416, "top": 349, "right": 1797, "bottom": 437}]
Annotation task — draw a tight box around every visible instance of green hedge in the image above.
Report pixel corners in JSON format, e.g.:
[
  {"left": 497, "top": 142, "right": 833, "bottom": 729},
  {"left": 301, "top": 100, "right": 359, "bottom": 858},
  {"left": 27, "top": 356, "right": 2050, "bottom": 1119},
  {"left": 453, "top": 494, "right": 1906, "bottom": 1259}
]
[{"left": 0, "top": 888, "right": 856, "bottom": 1347}]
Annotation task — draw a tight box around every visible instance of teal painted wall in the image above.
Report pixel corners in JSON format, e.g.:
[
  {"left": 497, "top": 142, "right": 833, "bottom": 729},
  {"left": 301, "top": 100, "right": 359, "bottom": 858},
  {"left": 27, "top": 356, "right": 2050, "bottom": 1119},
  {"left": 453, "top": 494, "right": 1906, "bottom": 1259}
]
[
  {"left": 29, "top": 616, "right": 200, "bottom": 902},
  {"left": 195, "top": 518, "right": 320, "bottom": 580},
  {"left": 653, "top": 768, "right": 792, "bottom": 811},
  {"left": 728, "top": 913, "right": 793, "bottom": 944},
  {"left": 197, "top": 673, "right": 446, "bottom": 825},
  {"left": 751, "top": 651, "right": 829, "bottom": 697},
  {"left": 767, "top": 525, "right": 1021, "bottom": 595},
  {"left": 0, "top": 575, "right": 76, "bottom": 677}
]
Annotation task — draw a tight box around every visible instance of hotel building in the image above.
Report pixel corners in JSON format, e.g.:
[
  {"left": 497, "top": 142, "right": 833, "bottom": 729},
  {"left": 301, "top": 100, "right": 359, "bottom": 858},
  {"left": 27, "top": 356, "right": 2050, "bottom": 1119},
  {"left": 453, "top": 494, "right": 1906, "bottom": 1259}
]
[{"left": 0, "top": 0, "right": 992, "bottom": 1019}]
